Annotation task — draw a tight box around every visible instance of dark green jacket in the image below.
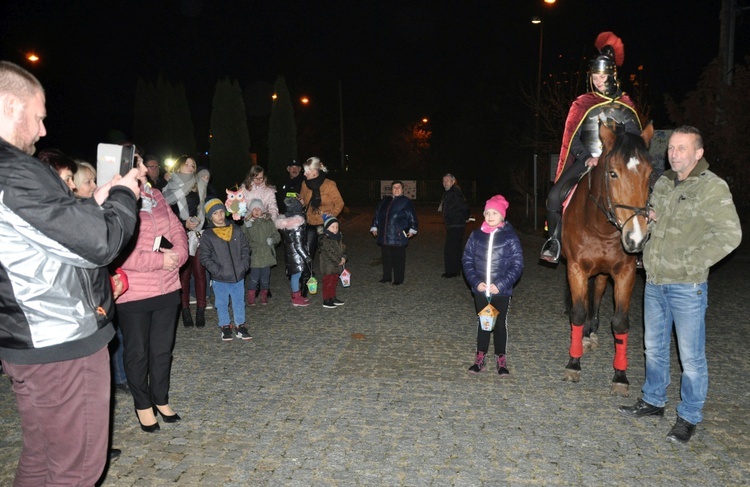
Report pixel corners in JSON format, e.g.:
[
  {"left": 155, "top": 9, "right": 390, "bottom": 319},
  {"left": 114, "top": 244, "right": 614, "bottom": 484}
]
[{"left": 644, "top": 158, "right": 742, "bottom": 284}]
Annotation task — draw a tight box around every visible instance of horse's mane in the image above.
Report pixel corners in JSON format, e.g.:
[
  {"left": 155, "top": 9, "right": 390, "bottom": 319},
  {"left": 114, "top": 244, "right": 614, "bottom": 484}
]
[{"left": 605, "top": 130, "right": 651, "bottom": 167}]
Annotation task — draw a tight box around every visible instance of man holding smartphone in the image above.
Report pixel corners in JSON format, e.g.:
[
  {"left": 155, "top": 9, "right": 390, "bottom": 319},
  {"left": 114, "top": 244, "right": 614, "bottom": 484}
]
[{"left": 0, "top": 61, "right": 141, "bottom": 485}]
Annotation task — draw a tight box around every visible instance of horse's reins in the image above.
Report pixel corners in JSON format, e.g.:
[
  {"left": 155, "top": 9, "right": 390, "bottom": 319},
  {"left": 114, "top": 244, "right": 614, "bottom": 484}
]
[{"left": 588, "top": 155, "right": 648, "bottom": 230}]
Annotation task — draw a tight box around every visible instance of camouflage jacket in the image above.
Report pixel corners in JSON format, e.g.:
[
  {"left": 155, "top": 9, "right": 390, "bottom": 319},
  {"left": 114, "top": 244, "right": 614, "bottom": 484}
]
[{"left": 643, "top": 158, "right": 742, "bottom": 285}]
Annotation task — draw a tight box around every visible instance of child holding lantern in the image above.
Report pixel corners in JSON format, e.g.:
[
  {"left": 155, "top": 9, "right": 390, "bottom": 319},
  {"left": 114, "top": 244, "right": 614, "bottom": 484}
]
[{"left": 461, "top": 195, "right": 524, "bottom": 376}]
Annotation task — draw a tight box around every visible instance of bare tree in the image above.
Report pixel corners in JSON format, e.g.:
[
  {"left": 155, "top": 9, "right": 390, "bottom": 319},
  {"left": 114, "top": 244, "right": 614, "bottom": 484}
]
[{"left": 665, "top": 56, "right": 750, "bottom": 207}]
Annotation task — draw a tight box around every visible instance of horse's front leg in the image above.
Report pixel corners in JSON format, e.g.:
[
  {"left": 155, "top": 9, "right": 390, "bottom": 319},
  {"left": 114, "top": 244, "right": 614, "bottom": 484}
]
[
  {"left": 583, "top": 274, "right": 608, "bottom": 353},
  {"left": 564, "top": 264, "right": 589, "bottom": 383},
  {"left": 609, "top": 264, "right": 637, "bottom": 397}
]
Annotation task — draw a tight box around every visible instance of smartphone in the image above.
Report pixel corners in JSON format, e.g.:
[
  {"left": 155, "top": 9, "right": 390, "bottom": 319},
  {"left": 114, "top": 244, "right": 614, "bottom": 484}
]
[
  {"left": 96, "top": 143, "right": 135, "bottom": 185},
  {"left": 152, "top": 235, "right": 174, "bottom": 252}
]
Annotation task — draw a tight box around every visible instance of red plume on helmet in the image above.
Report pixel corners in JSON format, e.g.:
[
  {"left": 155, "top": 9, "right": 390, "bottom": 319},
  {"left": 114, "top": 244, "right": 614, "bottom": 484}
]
[{"left": 595, "top": 31, "right": 624, "bottom": 67}]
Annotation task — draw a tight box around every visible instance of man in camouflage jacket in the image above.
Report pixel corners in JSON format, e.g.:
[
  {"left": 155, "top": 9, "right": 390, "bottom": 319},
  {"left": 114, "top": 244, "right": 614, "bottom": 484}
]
[{"left": 619, "top": 126, "right": 742, "bottom": 444}]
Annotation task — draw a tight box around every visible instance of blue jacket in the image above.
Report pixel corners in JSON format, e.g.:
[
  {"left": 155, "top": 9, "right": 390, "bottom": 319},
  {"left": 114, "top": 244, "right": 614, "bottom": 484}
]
[
  {"left": 370, "top": 195, "right": 418, "bottom": 247},
  {"left": 462, "top": 222, "right": 524, "bottom": 296}
]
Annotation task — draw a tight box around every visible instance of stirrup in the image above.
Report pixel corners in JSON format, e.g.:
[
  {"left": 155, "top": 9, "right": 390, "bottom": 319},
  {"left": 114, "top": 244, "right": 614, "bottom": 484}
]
[{"left": 540, "top": 238, "right": 561, "bottom": 263}]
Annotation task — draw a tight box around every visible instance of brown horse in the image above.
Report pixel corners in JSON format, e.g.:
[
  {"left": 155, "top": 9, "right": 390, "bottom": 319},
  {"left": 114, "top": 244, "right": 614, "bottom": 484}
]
[{"left": 561, "top": 123, "right": 654, "bottom": 396}]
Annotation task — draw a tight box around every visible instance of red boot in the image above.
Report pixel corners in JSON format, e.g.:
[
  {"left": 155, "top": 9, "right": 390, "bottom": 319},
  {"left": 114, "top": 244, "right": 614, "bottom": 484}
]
[
  {"left": 247, "top": 290, "right": 256, "bottom": 306},
  {"left": 260, "top": 289, "right": 269, "bottom": 305},
  {"left": 291, "top": 291, "right": 309, "bottom": 307}
]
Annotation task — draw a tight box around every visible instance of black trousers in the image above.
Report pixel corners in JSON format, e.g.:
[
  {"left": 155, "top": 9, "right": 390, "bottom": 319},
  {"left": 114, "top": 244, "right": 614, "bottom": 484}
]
[
  {"left": 303, "top": 224, "right": 321, "bottom": 278},
  {"left": 473, "top": 294, "right": 511, "bottom": 355},
  {"left": 444, "top": 225, "right": 466, "bottom": 275},
  {"left": 546, "top": 161, "right": 589, "bottom": 237},
  {"left": 119, "top": 304, "right": 179, "bottom": 410},
  {"left": 381, "top": 245, "right": 407, "bottom": 284}
]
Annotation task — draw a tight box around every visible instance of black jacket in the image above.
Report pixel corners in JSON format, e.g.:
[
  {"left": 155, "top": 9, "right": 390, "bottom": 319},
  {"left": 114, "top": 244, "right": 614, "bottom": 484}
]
[
  {"left": 0, "top": 138, "right": 138, "bottom": 364},
  {"left": 275, "top": 214, "right": 311, "bottom": 275},
  {"left": 441, "top": 186, "right": 470, "bottom": 228},
  {"left": 199, "top": 224, "right": 251, "bottom": 283}
]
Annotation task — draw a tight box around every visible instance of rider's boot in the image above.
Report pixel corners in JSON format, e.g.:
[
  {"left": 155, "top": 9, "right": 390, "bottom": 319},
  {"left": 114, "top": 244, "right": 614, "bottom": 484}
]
[{"left": 540, "top": 211, "right": 562, "bottom": 264}]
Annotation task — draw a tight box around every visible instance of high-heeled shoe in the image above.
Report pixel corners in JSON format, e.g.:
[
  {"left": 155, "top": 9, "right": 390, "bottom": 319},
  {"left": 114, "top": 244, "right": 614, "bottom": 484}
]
[
  {"left": 135, "top": 408, "right": 160, "bottom": 433},
  {"left": 153, "top": 405, "right": 182, "bottom": 423}
]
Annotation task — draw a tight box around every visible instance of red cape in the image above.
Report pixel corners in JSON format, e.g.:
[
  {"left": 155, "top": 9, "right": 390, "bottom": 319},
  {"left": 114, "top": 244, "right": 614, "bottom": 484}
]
[{"left": 555, "top": 92, "right": 638, "bottom": 182}]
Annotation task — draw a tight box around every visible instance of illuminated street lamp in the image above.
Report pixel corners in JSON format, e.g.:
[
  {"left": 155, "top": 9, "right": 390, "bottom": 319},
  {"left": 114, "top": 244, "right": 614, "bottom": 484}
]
[
  {"left": 531, "top": 0, "right": 556, "bottom": 230},
  {"left": 300, "top": 96, "right": 309, "bottom": 105},
  {"left": 26, "top": 53, "right": 39, "bottom": 63}
]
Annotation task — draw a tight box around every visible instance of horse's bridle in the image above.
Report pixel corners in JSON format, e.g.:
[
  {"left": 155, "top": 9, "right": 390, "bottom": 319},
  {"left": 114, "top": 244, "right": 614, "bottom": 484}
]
[{"left": 588, "top": 155, "right": 649, "bottom": 231}]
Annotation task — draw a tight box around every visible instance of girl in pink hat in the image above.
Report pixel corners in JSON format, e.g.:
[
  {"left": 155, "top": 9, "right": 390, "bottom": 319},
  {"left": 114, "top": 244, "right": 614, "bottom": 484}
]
[{"left": 461, "top": 195, "right": 524, "bottom": 377}]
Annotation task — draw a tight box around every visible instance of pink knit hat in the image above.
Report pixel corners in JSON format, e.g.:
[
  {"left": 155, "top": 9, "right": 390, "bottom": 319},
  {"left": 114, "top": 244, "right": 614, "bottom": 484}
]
[{"left": 484, "top": 194, "right": 509, "bottom": 218}]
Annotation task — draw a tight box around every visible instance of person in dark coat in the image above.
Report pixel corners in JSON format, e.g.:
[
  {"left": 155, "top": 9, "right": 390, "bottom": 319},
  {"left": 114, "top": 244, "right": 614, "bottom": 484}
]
[
  {"left": 275, "top": 196, "right": 312, "bottom": 306},
  {"left": 462, "top": 195, "right": 524, "bottom": 377},
  {"left": 370, "top": 180, "right": 418, "bottom": 285},
  {"left": 439, "top": 173, "right": 470, "bottom": 278},
  {"left": 278, "top": 159, "right": 305, "bottom": 213},
  {"left": 199, "top": 199, "right": 251, "bottom": 341},
  {"left": 317, "top": 215, "right": 348, "bottom": 308}
]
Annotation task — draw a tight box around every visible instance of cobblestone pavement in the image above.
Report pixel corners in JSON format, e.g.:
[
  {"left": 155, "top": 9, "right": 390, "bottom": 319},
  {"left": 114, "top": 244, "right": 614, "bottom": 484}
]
[{"left": 1, "top": 205, "right": 748, "bottom": 486}]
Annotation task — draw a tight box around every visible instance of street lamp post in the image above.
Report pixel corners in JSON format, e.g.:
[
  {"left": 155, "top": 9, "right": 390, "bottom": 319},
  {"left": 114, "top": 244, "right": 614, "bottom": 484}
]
[
  {"left": 532, "top": 17, "right": 544, "bottom": 231},
  {"left": 531, "top": 0, "right": 555, "bottom": 231},
  {"left": 339, "top": 80, "right": 345, "bottom": 170}
]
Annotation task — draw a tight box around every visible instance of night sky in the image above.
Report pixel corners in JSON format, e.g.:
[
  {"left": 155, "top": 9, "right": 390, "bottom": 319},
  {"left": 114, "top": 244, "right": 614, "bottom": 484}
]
[{"left": 1, "top": 0, "right": 746, "bottom": 171}]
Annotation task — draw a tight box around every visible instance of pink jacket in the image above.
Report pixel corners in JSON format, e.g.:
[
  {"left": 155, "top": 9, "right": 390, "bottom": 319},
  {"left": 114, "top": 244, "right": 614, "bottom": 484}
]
[
  {"left": 241, "top": 182, "right": 279, "bottom": 219},
  {"left": 116, "top": 188, "right": 188, "bottom": 304}
]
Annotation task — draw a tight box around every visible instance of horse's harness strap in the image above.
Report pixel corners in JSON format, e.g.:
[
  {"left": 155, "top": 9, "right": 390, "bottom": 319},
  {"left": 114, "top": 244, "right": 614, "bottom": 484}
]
[{"left": 589, "top": 157, "right": 648, "bottom": 230}]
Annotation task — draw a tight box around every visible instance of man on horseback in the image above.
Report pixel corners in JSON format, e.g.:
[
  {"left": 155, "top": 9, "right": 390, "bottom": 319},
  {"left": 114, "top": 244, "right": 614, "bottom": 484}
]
[{"left": 540, "top": 32, "right": 642, "bottom": 263}]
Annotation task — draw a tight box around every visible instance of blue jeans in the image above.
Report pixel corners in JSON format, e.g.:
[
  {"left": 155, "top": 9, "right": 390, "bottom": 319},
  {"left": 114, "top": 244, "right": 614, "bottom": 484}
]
[
  {"left": 642, "top": 281, "right": 708, "bottom": 425},
  {"left": 213, "top": 280, "right": 246, "bottom": 327},
  {"left": 290, "top": 272, "right": 302, "bottom": 293}
]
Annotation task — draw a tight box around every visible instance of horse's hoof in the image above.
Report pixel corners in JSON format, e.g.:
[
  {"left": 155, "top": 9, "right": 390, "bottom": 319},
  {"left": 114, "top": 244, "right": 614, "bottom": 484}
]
[
  {"left": 609, "top": 382, "right": 630, "bottom": 397},
  {"left": 589, "top": 332, "right": 600, "bottom": 350},
  {"left": 582, "top": 337, "right": 592, "bottom": 353},
  {"left": 563, "top": 369, "right": 581, "bottom": 383}
]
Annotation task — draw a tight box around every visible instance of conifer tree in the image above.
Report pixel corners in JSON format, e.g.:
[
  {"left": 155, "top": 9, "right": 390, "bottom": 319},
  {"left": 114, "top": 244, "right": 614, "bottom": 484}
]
[
  {"left": 132, "top": 76, "right": 196, "bottom": 160},
  {"left": 209, "top": 77, "right": 252, "bottom": 192},
  {"left": 267, "top": 75, "right": 297, "bottom": 185}
]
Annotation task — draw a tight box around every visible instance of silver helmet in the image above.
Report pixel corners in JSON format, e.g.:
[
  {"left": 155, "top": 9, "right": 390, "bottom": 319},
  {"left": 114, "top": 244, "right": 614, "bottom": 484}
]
[{"left": 589, "top": 32, "right": 624, "bottom": 97}]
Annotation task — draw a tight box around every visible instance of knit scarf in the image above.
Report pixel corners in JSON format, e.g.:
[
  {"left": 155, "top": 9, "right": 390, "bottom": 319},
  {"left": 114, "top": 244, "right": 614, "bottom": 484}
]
[
  {"left": 213, "top": 225, "right": 233, "bottom": 242},
  {"left": 324, "top": 229, "right": 342, "bottom": 241},
  {"left": 481, "top": 220, "right": 505, "bottom": 233},
  {"left": 163, "top": 173, "right": 197, "bottom": 221},
  {"left": 305, "top": 173, "right": 326, "bottom": 211}
]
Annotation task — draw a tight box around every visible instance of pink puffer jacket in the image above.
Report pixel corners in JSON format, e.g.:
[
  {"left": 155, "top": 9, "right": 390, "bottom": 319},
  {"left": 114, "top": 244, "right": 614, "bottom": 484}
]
[
  {"left": 116, "top": 188, "right": 188, "bottom": 303},
  {"left": 241, "top": 182, "right": 279, "bottom": 219}
]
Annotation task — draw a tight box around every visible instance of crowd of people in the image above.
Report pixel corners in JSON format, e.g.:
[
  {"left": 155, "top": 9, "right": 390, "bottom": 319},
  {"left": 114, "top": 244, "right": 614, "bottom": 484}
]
[
  {"left": 0, "top": 59, "right": 354, "bottom": 484},
  {"left": 0, "top": 27, "right": 744, "bottom": 484}
]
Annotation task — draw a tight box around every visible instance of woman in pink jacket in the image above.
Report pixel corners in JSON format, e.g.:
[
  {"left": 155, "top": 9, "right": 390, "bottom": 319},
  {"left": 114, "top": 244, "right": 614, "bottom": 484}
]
[{"left": 116, "top": 165, "right": 189, "bottom": 433}]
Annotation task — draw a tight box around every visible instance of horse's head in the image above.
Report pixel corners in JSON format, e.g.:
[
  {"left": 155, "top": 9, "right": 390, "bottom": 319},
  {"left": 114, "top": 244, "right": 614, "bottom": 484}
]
[{"left": 597, "top": 123, "right": 654, "bottom": 253}]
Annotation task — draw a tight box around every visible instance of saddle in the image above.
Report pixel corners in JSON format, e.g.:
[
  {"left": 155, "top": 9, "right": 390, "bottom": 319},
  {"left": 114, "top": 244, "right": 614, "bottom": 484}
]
[{"left": 561, "top": 166, "right": 594, "bottom": 215}]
